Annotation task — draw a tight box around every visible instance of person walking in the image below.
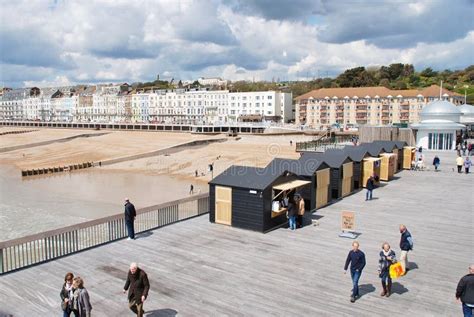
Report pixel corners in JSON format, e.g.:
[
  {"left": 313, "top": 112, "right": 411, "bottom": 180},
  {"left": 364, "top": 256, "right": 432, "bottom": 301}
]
[
  {"left": 433, "top": 156, "right": 440, "bottom": 171},
  {"left": 456, "top": 264, "right": 474, "bottom": 317},
  {"left": 378, "top": 243, "right": 396, "bottom": 297},
  {"left": 71, "top": 277, "right": 92, "bottom": 317},
  {"left": 344, "top": 241, "right": 366, "bottom": 303},
  {"left": 190, "top": 184, "right": 194, "bottom": 195},
  {"left": 457, "top": 156, "right": 465, "bottom": 173},
  {"left": 295, "top": 193, "right": 305, "bottom": 229},
  {"left": 399, "top": 224, "right": 413, "bottom": 274},
  {"left": 464, "top": 156, "right": 472, "bottom": 174},
  {"left": 365, "top": 176, "right": 375, "bottom": 201},
  {"left": 124, "top": 198, "right": 137, "bottom": 240},
  {"left": 457, "top": 143, "right": 462, "bottom": 156},
  {"left": 123, "top": 263, "right": 150, "bottom": 317},
  {"left": 60, "top": 272, "right": 75, "bottom": 317}
]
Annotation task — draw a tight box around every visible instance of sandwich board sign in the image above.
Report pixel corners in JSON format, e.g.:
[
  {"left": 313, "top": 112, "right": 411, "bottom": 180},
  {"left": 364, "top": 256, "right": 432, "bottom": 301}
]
[{"left": 339, "top": 210, "right": 357, "bottom": 239}]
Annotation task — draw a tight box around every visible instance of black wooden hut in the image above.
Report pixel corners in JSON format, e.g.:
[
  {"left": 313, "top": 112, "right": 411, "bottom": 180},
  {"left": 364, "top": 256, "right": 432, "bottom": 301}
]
[
  {"left": 330, "top": 147, "right": 370, "bottom": 190},
  {"left": 209, "top": 165, "right": 311, "bottom": 233},
  {"left": 274, "top": 156, "right": 332, "bottom": 211},
  {"left": 300, "top": 151, "right": 354, "bottom": 200}
]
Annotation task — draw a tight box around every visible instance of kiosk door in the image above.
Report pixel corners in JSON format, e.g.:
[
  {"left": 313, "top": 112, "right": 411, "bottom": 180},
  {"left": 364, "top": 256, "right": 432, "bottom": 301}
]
[{"left": 215, "top": 186, "right": 232, "bottom": 225}]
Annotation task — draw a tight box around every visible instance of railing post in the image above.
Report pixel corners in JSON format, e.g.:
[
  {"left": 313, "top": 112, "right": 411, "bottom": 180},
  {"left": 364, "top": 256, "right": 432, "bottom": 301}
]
[{"left": 0, "top": 248, "right": 3, "bottom": 274}]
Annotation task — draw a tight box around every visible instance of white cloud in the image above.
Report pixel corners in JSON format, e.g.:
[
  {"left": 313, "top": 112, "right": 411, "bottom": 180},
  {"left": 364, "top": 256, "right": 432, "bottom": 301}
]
[{"left": 0, "top": 0, "right": 472, "bottom": 87}]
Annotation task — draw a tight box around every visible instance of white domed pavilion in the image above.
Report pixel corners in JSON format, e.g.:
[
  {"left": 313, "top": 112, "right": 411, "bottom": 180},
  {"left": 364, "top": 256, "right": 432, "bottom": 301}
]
[
  {"left": 458, "top": 103, "right": 474, "bottom": 136},
  {"left": 411, "top": 100, "right": 465, "bottom": 150}
]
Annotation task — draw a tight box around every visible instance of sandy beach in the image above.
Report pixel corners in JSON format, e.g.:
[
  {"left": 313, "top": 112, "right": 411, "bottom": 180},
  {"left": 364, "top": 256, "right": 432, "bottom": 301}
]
[{"left": 0, "top": 128, "right": 314, "bottom": 241}]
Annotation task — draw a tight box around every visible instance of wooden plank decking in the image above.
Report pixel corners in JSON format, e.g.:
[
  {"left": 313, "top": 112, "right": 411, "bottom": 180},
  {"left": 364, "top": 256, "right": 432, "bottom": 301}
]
[{"left": 0, "top": 151, "right": 472, "bottom": 316}]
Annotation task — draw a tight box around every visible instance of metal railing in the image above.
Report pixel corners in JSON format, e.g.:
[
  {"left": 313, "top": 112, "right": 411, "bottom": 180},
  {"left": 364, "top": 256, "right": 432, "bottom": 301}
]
[
  {"left": 296, "top": 134, "right": 354, "bottom": 152},
  {"left": 0, "top": 193, "right": 209, "bottom": 274}
]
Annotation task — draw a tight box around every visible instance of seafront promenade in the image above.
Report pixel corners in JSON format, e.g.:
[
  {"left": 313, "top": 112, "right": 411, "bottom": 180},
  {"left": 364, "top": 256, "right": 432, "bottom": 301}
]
[{"left": 0, "top": 151, "right": 472, "bottom": 316}]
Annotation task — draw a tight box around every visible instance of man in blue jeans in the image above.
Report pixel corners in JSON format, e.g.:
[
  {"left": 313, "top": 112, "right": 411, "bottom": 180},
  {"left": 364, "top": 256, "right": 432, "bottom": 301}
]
[
  {"left": 365, "top": 176, "right": 375, "bottom": 201},
  {"left": 124, "top": 198, "right": 137, "bottom": 240},
  {"left": 344, "top": 241, "right": 366, "bottom": 303}
]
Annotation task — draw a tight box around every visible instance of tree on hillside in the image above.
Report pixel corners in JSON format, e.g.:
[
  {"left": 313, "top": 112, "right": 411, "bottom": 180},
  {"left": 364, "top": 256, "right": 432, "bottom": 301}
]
[{"left": 420, "top": 67, "right": 438, "bottom": 77}]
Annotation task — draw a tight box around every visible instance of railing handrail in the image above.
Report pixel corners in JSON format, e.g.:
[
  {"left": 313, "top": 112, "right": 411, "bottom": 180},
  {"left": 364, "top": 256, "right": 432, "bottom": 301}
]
[{"left": 0, "top": 193, "right": 208, "bottom": 249}]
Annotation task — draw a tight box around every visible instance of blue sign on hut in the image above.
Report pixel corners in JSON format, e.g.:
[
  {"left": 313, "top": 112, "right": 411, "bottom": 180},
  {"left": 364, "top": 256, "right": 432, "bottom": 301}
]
[{"left": 208, "top": 164, "right": 311, "bottom": 233}]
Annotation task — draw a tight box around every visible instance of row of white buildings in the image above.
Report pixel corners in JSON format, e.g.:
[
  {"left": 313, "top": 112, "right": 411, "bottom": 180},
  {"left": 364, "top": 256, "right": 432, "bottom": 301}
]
[{"left": 0, "top": 85, "right": 294, "bottom": 124}]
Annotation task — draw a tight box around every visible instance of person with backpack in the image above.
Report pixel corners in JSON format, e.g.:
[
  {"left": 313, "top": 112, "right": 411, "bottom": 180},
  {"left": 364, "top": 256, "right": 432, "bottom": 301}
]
[
  {"left": 399, "top": 224, "right": 413, "bottom": 274},
  {"left": 378, "top": 243, "right": 397, "bottom": 297},
  {"left": 433, "top": 156, "right": 440, "bottom": 171},
  {"left": 71, "top": 277, "right": 92, "bottom": 317},
  {"left": 60, "top": 272, "right": 74, "bottom": 317}
]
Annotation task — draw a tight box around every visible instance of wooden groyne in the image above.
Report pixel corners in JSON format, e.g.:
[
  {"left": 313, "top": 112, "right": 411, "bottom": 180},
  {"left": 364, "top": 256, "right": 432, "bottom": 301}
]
[
  {"left": 0, "top": 129, "right": 38, "bottom": 136},
  {"left": 0, "top": 132, "right": 109, "bottom": 153},
  {"left": 21, "top": 162, "right": 94, "bottom": 178}
]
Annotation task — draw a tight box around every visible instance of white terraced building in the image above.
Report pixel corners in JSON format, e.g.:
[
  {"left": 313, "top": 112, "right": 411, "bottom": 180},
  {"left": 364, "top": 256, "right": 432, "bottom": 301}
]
[
  {"left": 0, "top": 86, "right": 293, "bottom": 124},
  {"left": 132, "top": 89, "right": 292, "bottom": 125}
]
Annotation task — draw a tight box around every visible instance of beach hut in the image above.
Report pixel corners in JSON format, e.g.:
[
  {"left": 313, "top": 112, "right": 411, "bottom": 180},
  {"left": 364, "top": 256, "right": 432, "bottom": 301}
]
[
  {"left": 209, "top": 165, "right": 311, "bottom": 232},
  {"left": 338, "top": 146, "right": 373, "bottom": 189},
  {"left": 379, "top": 153, "right": 397, "bottom": 181},
  {"left": 279, "top": 156, "right": 332, "bottom": 210},
  {"left": 373, "top": 140, "right": 406, "bottom": 173},
  {"left": 402, "top": 146, "right": 417, "bottom": 169},
  {"left": 362, "top": 157, "right": 382, "bottom": 187},
  {"left": 301, "top": 152, "right": 354, "bottom": 200},
  {"left": 393, "top": 141, "right": 407, "bottom": 171}
]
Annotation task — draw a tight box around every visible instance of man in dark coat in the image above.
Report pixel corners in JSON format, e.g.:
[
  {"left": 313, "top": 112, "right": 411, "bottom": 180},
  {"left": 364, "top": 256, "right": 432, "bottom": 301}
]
[
  {"left": 344, "top": 241, "right": 366, "bottom": 303},
  {"left": 365, "top": 176, "right": 375, "bottom": 201},
  {"left": 399, "top": 224, "right": 413, "bottom": 274},
  {"left": 123, "top": 263, "right": 150, "bottom": 317},
  {"left": 456, "top": 265, "right": 474, "bottom": 317},
  {"left": 124, "top": 198, "right": 136, "bottom": 240}
]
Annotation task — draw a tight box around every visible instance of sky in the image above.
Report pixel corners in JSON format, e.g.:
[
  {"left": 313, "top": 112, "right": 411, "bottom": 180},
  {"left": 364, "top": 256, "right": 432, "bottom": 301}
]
[{"left": 0, "top": 0, "right": 473, "bottom": 88}]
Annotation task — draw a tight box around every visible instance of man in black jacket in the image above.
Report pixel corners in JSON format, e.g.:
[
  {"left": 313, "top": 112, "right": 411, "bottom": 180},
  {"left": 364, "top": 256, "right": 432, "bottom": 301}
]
[
  {"left": 344, "top": 241, "right": 366, "bottom": 303},
  {"left": 399, "top": 224, "right": 414, "bottom": 274},
  {"left": 123, "top": 263, "right": 150, "bottom": 317},
  {"left": 365, "top": 176, "right": 375, "bottom": 201},
  {"left": 124, "top": 198, "right": 136, "bottom": 240},
  {"left": 456, "top": 265, "right": 474, "bottom": 317}
]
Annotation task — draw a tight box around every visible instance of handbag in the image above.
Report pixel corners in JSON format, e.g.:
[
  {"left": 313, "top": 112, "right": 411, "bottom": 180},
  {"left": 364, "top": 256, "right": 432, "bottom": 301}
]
[
  {"left": 389, "top": 262, "right": 404, "bottom": 279},
  {"left": 61, "top": 300, "right": 68, "bottom": 311}
]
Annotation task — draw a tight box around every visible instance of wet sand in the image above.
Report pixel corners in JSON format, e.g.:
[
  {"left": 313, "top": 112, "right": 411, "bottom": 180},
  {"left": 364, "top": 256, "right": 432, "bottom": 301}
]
[
  {"left": 0, "top": 129, "right": 314, "bottom": 241},
  {"left": 0, "top": 165, "right": 206, "bottom": 241}
]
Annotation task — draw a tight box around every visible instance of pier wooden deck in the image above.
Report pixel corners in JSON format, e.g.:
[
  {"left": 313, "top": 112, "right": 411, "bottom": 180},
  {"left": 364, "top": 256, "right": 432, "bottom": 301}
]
[{"left": 0, "top": 151, "right": 472, "bottom": 316}]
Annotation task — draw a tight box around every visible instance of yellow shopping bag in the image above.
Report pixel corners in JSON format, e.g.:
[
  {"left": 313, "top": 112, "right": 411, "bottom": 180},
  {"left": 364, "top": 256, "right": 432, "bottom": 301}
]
[{"left": 389, "top": 262, "right": 404, "bottom": 279}]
